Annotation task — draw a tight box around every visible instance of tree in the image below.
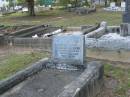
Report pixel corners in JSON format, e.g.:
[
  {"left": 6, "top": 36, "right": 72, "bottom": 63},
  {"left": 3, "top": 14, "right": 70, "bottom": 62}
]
[
  {"left": 17, "top": 0, "right": 35, "bottom": 16},
  {"left": 26, "top": 0, "right": 35, "bottom": 16}
]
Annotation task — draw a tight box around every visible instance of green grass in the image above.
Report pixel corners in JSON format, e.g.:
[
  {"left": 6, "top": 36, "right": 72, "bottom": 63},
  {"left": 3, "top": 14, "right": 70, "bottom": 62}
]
[
  {"left": 0, "top": 52, "right": 48, "bottom": 80},
  {"left": 0, "top": 9, "right": 122, "bottom": 27},
  {"left": 104, "top": 64, "right": 130, "bottom": 97}
]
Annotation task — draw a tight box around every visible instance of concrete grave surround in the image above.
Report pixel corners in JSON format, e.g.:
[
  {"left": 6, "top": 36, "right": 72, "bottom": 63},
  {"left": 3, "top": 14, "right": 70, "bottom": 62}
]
[
  {"left": 52, "top": 34, "right": 85, "bottom": 65},
  {"left": 120, "top": 23, "right": 130, "bottom": 36}
]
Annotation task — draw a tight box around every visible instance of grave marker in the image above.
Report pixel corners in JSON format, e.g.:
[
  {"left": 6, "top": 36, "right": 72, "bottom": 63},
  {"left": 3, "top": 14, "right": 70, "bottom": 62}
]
[
  {"left": 110, "top": 2, "right": 116, "bottom": 8},
  {"left": 52, "top": 34, "right": 85, "bottom": 65}
]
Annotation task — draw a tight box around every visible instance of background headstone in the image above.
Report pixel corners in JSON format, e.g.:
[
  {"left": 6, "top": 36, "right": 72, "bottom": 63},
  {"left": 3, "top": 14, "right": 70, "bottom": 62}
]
[
  {"left": 123, "top": 0, "right": 130, "bottom": 23},
  {"left": 110, "top": 2, "right": 116, "bottom": 8},
  {"left": 52, "top": 34, "right": 85, "bottom": 65},
  {"left": 121, "top": 2, "right": 126, "bottom": 8},
  {"left": 121, "top": 2, "right": 126, "bottom": 11}
]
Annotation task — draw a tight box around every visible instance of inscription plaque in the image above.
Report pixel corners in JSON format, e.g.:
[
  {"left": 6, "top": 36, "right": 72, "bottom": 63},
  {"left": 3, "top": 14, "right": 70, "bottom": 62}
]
[{"left": 52, "top": 34, "right": 85, "bottom": 65}]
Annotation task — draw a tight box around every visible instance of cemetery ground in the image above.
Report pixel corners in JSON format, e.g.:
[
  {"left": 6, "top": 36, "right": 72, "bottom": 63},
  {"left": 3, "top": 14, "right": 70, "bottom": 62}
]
[
  {"left": 0, "top": 8, "right": 129, "bottom": 97},
  {"left": 0, "top": 8, "right": 122, "bottom": 26}
]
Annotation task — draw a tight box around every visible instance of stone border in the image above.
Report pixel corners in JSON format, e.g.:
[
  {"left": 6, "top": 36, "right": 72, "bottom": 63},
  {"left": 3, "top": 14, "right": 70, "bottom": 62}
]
[
  {"left": 58, "top": 61, "right": 104, "bottom": 97},
  {"left": 0, "top": 58, "right": 49, "bottom": 94},
  {"left": 0, "top": 60, "right": 104, "bottom": 97}
]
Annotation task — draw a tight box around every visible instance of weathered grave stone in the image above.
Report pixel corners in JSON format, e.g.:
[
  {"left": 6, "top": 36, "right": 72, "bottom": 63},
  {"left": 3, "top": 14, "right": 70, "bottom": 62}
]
[
  {"left": 121, "top": 2, "right": 126, "bottom": 9},
  {"left": 120, "top": 23, "right": 130, "bottom": 36},
  {"left": 121, "top": 2, "right": 126, "bottom": 11},
  {"left": 110, "top": 2, "right": 116, "bottom": 8},
  {"left": 123, "top": 0, "right": 130, "bottom": 23},
  {"left": 52, "top": 34, "right": 86, "bottom": 65}
]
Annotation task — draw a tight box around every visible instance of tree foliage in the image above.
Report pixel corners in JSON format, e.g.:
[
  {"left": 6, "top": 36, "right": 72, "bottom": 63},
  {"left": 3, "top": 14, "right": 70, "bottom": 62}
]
[{"left": 17, "top": 0, "right": 25, "bottom": 4}]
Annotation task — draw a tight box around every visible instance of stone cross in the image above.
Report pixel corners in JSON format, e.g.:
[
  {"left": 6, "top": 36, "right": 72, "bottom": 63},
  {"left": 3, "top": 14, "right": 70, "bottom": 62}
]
[{"left": 123, "top": 0, "right": 130, "bottom": 23}]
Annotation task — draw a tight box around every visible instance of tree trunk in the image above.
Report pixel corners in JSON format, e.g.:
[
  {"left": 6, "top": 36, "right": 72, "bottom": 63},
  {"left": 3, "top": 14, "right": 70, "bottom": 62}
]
[
  {"left": 26, "top": 0, "right": 35, "bottom": 16},
  {"left": 105, "top": 0, "right": 107, "bottom": 7}
]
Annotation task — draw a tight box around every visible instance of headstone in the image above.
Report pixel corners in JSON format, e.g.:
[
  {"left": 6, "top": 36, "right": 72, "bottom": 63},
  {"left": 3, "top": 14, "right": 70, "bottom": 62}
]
[
  {"left": 123, "top": 0, "right": 130, "bottom": 23},
  {"left": 120, "top": 23, "right": 130, "bottom": 36},
  {"left": 121, "top": 2, "right": 126, "bottom": 11},
  {"left": 52, "top": 34, "right": 85, "bottom": 65},
  {"left": 110, "top": 2, "right": 116, "bottom": 8},
  {"left": 121, "top": 2, "right": 126, "bottom": 8}
]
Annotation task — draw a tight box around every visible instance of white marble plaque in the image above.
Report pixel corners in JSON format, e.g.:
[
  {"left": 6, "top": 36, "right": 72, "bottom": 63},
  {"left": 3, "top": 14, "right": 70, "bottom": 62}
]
[
  {"left": 52, "top": 34, "right": 85, "bottom": 65},
  {"left": 110, "top": 2, "right": 116, "bottom": 8},
  {"left": 121, "top": 2, "right": 126, "bottom": 8}
]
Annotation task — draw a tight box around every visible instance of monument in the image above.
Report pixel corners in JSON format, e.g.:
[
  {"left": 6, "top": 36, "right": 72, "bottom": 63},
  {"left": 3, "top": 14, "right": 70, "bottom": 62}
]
[
  {"left": 123, "top": 0, "right": 130, "bottom": 23},
  {"left": 52, "top": 33, "right": 86, "bottom": 66}
]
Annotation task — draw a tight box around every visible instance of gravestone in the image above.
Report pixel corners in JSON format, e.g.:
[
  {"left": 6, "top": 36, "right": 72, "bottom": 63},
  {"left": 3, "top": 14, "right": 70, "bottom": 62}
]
[
  {"left": 110, "top": 2, "right": 116, "bottom": 8},
  {"left": 123, "top": 0, "right": 130, "bottom": 23},
  {"left": 121, "top": 2, "right": 126, "bottom": 8},
  {"left": 121, "top": 2, "right": 126, "bottom": 11},
  {"left": 52, "top": 34, "right": 85, "bottom": 65}
]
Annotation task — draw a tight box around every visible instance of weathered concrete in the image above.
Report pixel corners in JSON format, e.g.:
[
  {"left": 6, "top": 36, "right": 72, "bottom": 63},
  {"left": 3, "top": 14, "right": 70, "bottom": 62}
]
[
  {"left": 9, "top": 25, "right": 61, "bottom": 37},
  {"left": 120, "top": 23, "right": 130, "bottom": 36},
  {"left": 58, "top": 61, "right": 104, "bottom": 97},
  {"left": 0, "top": 58, "right": 49, "bottom": 95},
  {"left": 0, "top": 61, "right": 103, "bottom": 97},
  {"left": 1, "top": 69, "right": 82, "bottom": 97},
  {"left": 107, "top": 26, "right": 120, "bottom": 34},
  {"left": 82, "top": 24, "right": 100, "bottom": 35},
  {"left": 10, "top": 25, "right": 46, "bottom": 36},
  {"left": 85, "top": 22, "right": 107, "bottom": 38},
  {"left": 85, "top": 33, "right": 130, "bottom": 51}
]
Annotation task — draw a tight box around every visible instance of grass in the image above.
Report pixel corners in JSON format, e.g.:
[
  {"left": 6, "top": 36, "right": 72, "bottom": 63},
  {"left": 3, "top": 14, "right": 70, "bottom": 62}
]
[
  {"left": 104, "top": 64, "right": 130, "bottom": 97},
  {"left": 0, "top": 9, "right": 122, "bottom": 27},
  {"left": 0, "top": 52, "right": 48, "bottom": 80}
]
